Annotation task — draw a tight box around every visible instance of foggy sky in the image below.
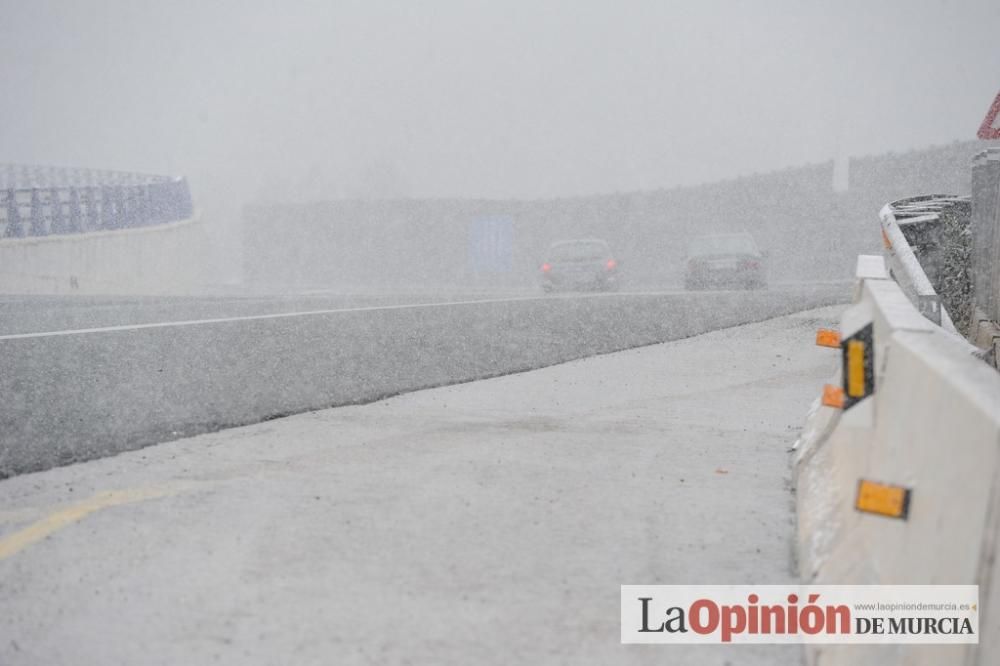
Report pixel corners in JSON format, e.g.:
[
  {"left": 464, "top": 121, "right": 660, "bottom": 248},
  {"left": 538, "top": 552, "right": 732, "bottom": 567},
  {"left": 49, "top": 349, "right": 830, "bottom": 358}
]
[{"left": 2, "top": 0, "right": 999, "bottom": 208}]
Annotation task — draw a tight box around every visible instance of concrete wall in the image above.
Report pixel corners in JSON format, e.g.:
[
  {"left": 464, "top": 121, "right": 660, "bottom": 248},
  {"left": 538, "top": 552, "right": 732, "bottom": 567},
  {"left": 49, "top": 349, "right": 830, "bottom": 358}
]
[
  {"left": 243, "top": 141, "right": 983, "bottom": 292},
  {"left": 0, "top": 216, "right": 210, "bottom": 295},
  {"left": 245, "top": 162, "right": 843, "bottom": 290}
]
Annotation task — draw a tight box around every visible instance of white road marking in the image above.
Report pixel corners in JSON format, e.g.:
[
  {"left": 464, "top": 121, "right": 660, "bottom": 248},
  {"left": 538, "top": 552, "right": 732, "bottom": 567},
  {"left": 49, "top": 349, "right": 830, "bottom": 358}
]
[
  {"left": 1, "top": 283, "right": 847, "bottom": 341},
  {"left": 0, "top": 291, "right": 689, "bottom": 341}
]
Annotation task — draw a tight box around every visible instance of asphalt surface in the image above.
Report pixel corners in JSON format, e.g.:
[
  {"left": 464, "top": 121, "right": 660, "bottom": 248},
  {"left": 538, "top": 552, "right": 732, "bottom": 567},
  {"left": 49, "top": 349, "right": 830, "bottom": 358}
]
[
  {"left": 0, "top": 285, "right": 848, "bottom": 477},
  {"left": 0, "top": 306, "right": 843, "bottom": 665}
]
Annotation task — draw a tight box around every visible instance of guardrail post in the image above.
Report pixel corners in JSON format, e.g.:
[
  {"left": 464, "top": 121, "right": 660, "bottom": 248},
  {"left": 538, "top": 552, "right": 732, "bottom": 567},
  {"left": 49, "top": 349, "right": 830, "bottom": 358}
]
[
  {"left": 131, "top": 185, "right": 145, "bottom": 226},
  {"left": 83, "top": 188, "right": 98, "bottom": 231},
  {"left": 29, "top": 188, "right": 45, "bottom": 236},
  {"left": 121, "top": 185, "right": 135, "bottom": 228},
  {"left": 134, "top": 185, "right": 151, "bottom": 226},
  {"left": 116, "top": 186, "right": 128, "bottom": 229},
  {"left": 100, "top": 186, "right": 117, "bottom": 229},
  {"left": 48, "top": 187, "right": 66, "bottom": 235},
  {"left": 4, "top": 188, "right": 23, "bottom": 238},
  {"left": 176, "top": 177, "right": 194, "bottom": 219},
  {"left": 917, "top": 294, "right": 942, "bottom": 325},
  {"left": 67, "top": 188, "right": 83, "bottom": 233}
]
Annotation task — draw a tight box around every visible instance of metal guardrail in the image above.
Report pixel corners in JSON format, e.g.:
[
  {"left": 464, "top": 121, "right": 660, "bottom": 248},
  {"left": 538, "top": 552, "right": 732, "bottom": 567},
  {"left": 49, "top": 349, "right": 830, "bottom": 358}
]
[
  {"left": 879, "top": 194, "right": 971, "bottom": 333},
  {"left": 1, "top": 164, "right": 193, "bottom": 239}
]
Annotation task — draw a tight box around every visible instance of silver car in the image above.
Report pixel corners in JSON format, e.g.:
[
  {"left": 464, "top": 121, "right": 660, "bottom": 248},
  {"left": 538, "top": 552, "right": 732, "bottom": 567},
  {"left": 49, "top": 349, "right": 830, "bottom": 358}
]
[
  {"left": 540, "top": 239, "right": 620, "bottom": 292},
  {"left": 684, "top": 233, "right": 767, "bottom": 290}
]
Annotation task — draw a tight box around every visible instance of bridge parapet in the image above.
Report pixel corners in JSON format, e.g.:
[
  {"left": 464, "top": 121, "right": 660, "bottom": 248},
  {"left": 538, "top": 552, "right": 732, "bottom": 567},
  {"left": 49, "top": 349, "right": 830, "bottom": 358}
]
[{"left": 1, "top": 163, "right": 192, "bottom": 239}]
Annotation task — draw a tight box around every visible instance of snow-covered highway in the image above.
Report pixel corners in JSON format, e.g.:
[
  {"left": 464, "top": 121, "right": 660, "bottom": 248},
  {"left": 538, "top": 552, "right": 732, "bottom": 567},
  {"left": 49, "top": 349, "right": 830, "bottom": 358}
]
[
  {"left": 0, "top": 284, "right": 846, "bottom": 477},
  {"left": 0, "top": 306, "right": 841, "bottom": 665}
]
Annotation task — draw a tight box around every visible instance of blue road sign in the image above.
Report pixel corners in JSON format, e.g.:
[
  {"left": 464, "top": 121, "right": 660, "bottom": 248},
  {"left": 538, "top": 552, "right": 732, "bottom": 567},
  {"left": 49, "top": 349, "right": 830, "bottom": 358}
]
[{"left": 468, "top": 216, "right": 513, "bottom": 273}]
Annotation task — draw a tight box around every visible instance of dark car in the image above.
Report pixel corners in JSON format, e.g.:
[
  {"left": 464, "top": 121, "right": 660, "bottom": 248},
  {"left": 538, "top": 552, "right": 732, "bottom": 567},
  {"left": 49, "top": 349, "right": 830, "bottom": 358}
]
[
  {"left": 540, "top": 239, "right": 619, "bottom": 292},
  {"left": 684, "top": 233, "right": 767, "bottom": 290}
]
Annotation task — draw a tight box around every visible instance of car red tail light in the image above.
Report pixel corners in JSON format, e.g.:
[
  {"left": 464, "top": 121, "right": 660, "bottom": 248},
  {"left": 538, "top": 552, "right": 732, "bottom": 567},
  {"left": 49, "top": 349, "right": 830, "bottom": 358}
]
[
  {"left": 605, "top": 259, "right": 617, "bottom": 270},
  {"left": 743, "top": 260, "right": 760, "bottom": 270},
  {"left": 541, "top": 263, "right": 552, "bottom": 272}
]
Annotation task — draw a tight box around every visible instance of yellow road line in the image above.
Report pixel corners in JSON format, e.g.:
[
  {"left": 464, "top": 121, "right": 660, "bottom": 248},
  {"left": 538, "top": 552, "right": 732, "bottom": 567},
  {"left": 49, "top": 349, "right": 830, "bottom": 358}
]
[
  {"left": 0, "top": 507, "right": 45, "bottom": 526},
  {"left": 0, "top": 486, "right": 176, "bottom": 560}
]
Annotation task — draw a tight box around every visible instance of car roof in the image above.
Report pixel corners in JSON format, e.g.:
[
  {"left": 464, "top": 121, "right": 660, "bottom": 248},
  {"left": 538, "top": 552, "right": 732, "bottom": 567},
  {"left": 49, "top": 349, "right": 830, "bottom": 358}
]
[{"left": 687, "top": 233, "right": 761, "bottom": 255}]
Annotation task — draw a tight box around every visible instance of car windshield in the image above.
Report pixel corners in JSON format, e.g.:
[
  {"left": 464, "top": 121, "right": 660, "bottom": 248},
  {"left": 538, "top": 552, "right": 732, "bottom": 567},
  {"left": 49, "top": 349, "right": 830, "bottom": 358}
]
[
  {"left": 549, "top": 241, "right": 609, "bottom": 261},
  {"left": 688, "top": 235, "right": 758, "bottom": 256}
]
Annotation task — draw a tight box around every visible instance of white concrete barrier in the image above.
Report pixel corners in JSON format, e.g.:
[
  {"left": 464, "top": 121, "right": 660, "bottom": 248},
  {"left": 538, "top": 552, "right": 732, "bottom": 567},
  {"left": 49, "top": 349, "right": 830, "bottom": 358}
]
[
  {"left": 794, "top": 255, "right": 1000, "bottom": 666},
  {"left": 0, "top": 216, "right": 211, "bottom": 295}
]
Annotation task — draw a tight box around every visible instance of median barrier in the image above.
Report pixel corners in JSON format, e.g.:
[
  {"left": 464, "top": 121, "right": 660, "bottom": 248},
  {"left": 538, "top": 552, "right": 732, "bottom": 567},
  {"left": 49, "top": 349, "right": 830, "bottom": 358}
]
[
  {"left": 794, "top": 256, "right": 1000, "bottom": 665},
  {"left": 0, "top": 215, "right": 209, "bottom": 295}
]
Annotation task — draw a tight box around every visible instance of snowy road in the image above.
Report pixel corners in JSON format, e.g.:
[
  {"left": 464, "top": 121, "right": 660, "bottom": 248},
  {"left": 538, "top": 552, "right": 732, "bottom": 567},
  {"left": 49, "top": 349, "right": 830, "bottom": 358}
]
[
  {"left": 0, "top": 284, "right": 846, "bottom": 477},
  {"left": 0, "top": 305, "right": 841, "bottom": 665}
]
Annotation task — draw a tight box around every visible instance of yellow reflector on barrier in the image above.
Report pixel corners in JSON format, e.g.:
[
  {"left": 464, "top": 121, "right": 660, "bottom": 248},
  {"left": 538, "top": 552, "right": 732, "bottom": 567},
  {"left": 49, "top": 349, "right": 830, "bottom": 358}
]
[
  {"left": 856, "top": 479, "right": 910, "bottom": 519},
  {"left": 841, "top": 323, "right": 874, "bottom": 410},
  {"left": 846, "top": 339, "right": 866, "bottom": 398},
  {"left": 821, "top": 384, "right": 844, "bottom": 409},
  {"left": 815, "top": 328, "right": 841, "bottom": 348}
]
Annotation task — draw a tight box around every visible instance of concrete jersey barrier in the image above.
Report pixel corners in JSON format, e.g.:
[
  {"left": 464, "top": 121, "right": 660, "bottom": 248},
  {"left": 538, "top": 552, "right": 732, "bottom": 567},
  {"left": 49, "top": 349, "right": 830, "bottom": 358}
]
[
  {"left": 0, "top": 215, "right": 209, "bottom": 295},
  {"left": 794, "top": 255, "right": 1000, "bottom": 666}
]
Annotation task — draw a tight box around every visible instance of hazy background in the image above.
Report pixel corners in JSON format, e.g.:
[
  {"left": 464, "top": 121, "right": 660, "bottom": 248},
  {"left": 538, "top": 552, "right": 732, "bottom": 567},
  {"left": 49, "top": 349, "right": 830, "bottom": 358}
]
[{"left": 2, "top": 0, "right": 998, "bottom": 234}]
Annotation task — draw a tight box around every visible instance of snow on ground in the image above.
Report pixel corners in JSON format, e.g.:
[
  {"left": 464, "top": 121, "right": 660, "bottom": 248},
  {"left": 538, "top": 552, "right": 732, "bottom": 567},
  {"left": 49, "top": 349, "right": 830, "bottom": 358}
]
[{"left": 0, "top": 305, "right": 842, "bottom": 665}]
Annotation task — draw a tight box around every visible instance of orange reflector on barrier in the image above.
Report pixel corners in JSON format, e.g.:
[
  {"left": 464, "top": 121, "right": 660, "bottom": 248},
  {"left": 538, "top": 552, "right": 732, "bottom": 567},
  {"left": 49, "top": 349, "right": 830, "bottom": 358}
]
[
  {"left": 856, "top": 479, "right": 910, "bottom": 519},
  {"left": 815, "top": 328, "right": 841, "bottom": 348},
  {"left": 821, "top": 384, "right": 844, "bottom": 408}
]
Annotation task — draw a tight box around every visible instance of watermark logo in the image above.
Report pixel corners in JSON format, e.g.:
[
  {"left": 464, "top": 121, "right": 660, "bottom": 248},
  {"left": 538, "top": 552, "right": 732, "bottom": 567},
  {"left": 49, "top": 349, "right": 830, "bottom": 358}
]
[{"left": 621, "top": 585, "right": 978, "bottom": 644}]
